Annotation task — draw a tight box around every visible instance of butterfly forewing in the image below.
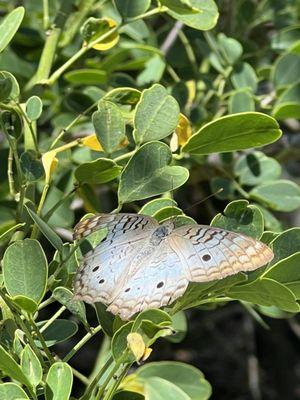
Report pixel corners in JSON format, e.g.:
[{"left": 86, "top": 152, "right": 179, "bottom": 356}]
[
  {"left": 170, "top": 225, "right": 274, "bottom": 282},
  {"left": 73, "top": 214, "right": 159, "bottom": 304}
]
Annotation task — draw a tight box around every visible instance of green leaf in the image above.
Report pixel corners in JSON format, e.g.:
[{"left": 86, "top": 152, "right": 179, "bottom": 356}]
[
  {"left": 137, "top": 361, "right": 212, "bottom": 400},
  {"left": 0, "top": 7, "right": 25, "bottom": 53},
  {"left": 227, "top": 278, "right": 300, "bottom": 312},
  {"left": 93, "top": 101, "right": 126, "bottom": 153},
  {"left": 173, "top": 273, "right": 247, "bottom": 313},
  {"left": 52, "top": 287, "right": 87, "bottom": 326},
  {"left": 25, "top": 206, "right": 64, "bottom": 251},
  {"left": 113, "top": 391, "right": 143, "bottom": 400},
  {"left": 75, "top": 158, "right": 122, "bottom": 184},
  {"left": 25, "top": 96, "right": 42, "bottom": 121},
  {"left": 0, "top": 383, "right": 29, "bottom": 400},
  {"left": 217, "top": 33, "right": 243, "bottom": 65},
  {"left": 139, "top": 198, "right": 177, "bottom": 216},
  {"left": 271, "top": 228, "right": 300, "bottom": 264},
  {"left": 137, "top": 55, "right": 166, "bottom": 86},
  {"left": 166, "top": 0, "right": 219, "bottom": 31},
  {"left": 21, "top": 344, "right": 42, "bottom": 388},
  {"left": 12, "top": 296, "right": 38, "bottom": 314},
  {"left": 133, "top": 84, "right": 180, "bottom": 143},
  {"left": 133, "top": 309, "right": 172, "bottom": 333},
  {"left": 229, "top": 90, "right": 255, "bottom": 113},
  {"left": 20, "top": 150, "right": 44, "bottom": 182},
  {"left": 231, "top": 62, "right": 257, "bottom": 92},
  {"left": 104, "top": 87, "right": 141, "bottom": 106},
  {"left": 250, "top": 180, "right": 300, "bottom": 212},
  {"left": 0, "top": 223, "right": 25, "bottom": 243},
  {"left": 115, "top": 0, "right": 151, "bottom": 18},
  {"left": 167, "top": 311, "right": 187, "bottom": 343},
  {"left": 263, "top": 253, "right": 300, "bottom": 298},
  {"left": 0, "top": 71, "right": 20, "bottom": 100},
  {"left": 112, "top": 321, "right": 134, "bottom": 361},
  {"left": 37, "top": 319, "right": 78, "bottom": 347},
  {"left": 43, "top": 186, "right": 74, "bottom": 229},
  {"left": 0, "top": 75, "right": 12, "bottom": 102},
  {"left": 118, "top": 141, "right": 189, "bottom": 203},
  {"left": 271, "top": 26, "right": 300, "bottom": 51},
  {"left": 0, "top": 345, "right": 32, "bottom": 389},
  {"left": 45, "top": 362, "right": 73, "bottom": 400},
  {"left": 152, "top": 206, "right": 183, "bottom": 222},
  {"left": 144, "top": 377, "right": 190, "bottom": 400},
  {"left": 256, "top": 205, "right": 282, "bottom": 232},
  {"left": 3, "top": 239, "right": 48, "bottom": 306},
  {"left": 94, "top": 302, "right": 115, "bottom": 337},
  {"left": 161, "top": 0, "right": 201, "bottom": 14},
  {"left": 210, "top": 200, "right": 264, "bottom": 239},
  {"left": 182, "top": 112, "right": 281, "bottom": 155},
  {"left": 272, "top": 82, "right": 300, "bottom": 119},
  {"left": 64, "top": 69, "right": 107, "bottom": 85},
  {"left": 234, "top": 151, "right": 281, "bottom": 186},
  {"left": 272, "top": 53, "right": 300, "bottom": 89}
]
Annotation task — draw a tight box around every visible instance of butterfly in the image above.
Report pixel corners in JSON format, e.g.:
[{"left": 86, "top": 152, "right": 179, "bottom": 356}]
[{"left": 73, "top": 213, "right": 273, "bottom": 320}]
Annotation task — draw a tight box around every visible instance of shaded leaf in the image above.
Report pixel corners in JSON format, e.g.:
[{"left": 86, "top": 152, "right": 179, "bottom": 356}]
[
  {"left": 118, "top": 141, "right": 189, "bottom": 203},
  {"left": 75, "top": 158, "right": 122, "bottom": 184},
  {"left": 211, "top": 199, "right": 264, "bottom": 239}
]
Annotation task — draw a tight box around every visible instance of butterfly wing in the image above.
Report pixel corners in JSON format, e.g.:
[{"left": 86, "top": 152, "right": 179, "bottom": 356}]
[
  {"left": 107, "top": 240, "right": 189, "bottom": 320},
  {"left": 168, "top": 224, "right": 273, "bottom": 282},
  {"left": 73, "top": 214, "right": 159, "bottom": 304}
]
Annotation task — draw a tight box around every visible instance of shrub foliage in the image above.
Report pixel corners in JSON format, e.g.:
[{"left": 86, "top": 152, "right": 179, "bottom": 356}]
[{"left": 0, "top": 1, "right": 300, "bottom": 399}]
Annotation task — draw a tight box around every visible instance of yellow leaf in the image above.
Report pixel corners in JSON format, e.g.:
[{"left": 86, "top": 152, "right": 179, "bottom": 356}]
[
  {"left": 142, "top": 347, "right": 153, "bottom": 361},
  {"left": 42, "top": 150, "right": 58, "bottom": 183},
  {"left": 120, "top": 374, "right": 145, "bottom": 395},
  {"left": 91, "top": 18, "right": 119, "bottom": 51},
  {"left": 186, "top": 80, "right": 196, "bottom": 107},
  {"left": 81, "top": 134, "right": 103, "bottom": 151},
  {"left": 127, "top": 333, "right": 145, "bottom": 362},
  {"left": 174, "top": 113, "right": 193, "bottom": 149}
]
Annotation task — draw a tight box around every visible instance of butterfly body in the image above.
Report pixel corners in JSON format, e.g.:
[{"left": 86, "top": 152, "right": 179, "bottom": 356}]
[{"left": 73, "top": 213, "right": 273, "bottom": 320}]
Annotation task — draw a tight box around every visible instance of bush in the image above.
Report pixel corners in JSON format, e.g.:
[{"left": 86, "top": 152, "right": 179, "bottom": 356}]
[{"left": 0, "top": 1, "right": 300, "bottom": 399}]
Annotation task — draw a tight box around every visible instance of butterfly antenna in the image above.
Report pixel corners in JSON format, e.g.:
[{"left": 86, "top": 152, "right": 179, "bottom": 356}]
[{"left": 182, "top": 188, "right": 224, "bottom": 214}]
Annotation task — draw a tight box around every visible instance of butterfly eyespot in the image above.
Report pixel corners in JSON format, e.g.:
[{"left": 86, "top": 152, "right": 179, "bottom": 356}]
[
  {"left": 202, "top": 254, "right": 211, "bottom": 261},
  {"left": 92, "top": 266, "right": 99, "bottom": 272},
  {"left": 125, "top": 288, "right": 130, "bottom": 293},
  {"left": 157, "top": 281, "right": 164, "bottom": 288},
  {"left": 99, "top": 279, "right": 105, "bottom": 284}
]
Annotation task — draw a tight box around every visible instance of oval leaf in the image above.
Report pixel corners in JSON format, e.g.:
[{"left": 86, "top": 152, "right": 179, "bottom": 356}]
[
  {"left": 0, "top": 383, "right": 29, "bottom": 400},
  {"left": 3, "top": 239, "right": 48, "bottom": 306},
  {"left": 166, "top": 0, "right": 219, "bottom": 31},
  {"left": 93, "top": 101, "right": 125, "bottom": 153},
  {"left": 25, "top": 96, "right": 43, "bottom": 121},
  {"left": 250, "top": 180, "right": 300, "bottom": 212},
  {"left": 133, "top": 84, "right": 180, "bottom": 143},
  {"left": 183, "top": 112, "right": 282, "bottom": 155},
  {"left": 0, "top": 7, "right": 25, "bottom": 53},
  {"left": 45, "top": 362, "right": 73, "bottom": 400}
]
